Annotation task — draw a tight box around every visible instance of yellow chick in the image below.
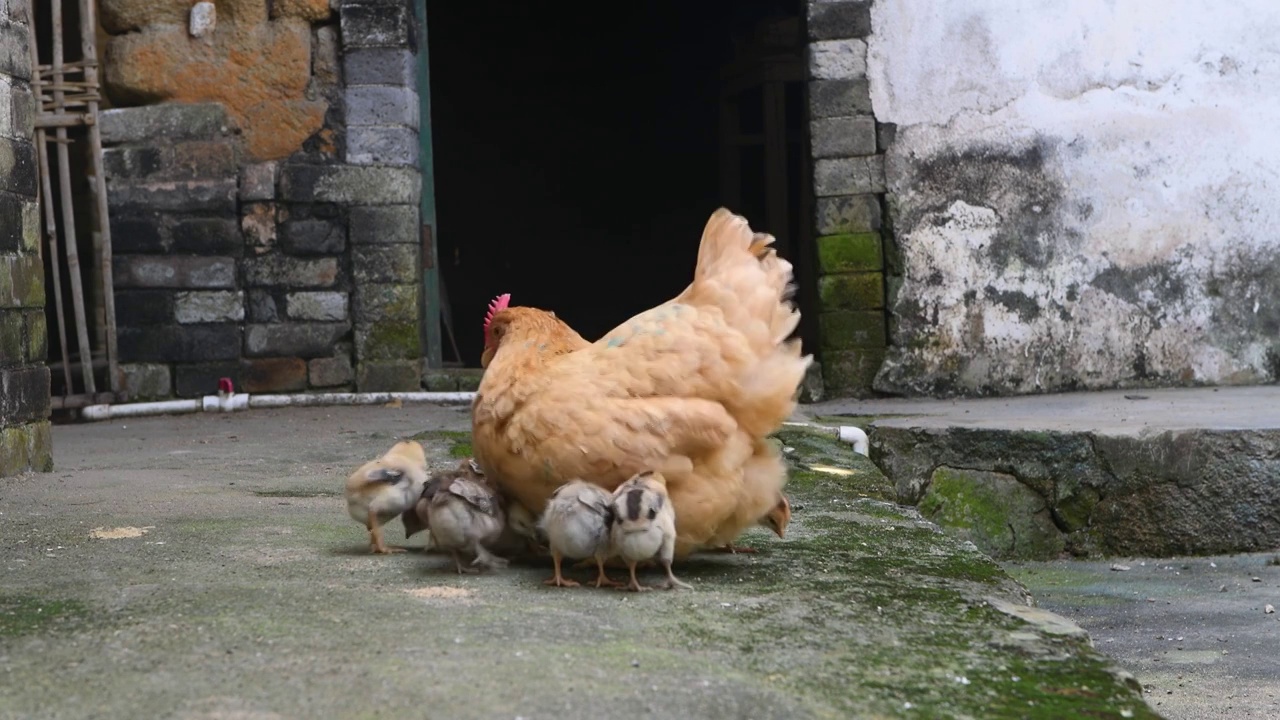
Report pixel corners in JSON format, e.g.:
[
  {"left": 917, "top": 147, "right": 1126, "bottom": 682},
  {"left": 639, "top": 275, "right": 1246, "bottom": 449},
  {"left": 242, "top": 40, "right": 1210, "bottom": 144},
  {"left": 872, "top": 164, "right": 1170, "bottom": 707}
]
[
  {"left": 345, "top": 440, "right": 429, "bottom": 554},
  {"left": 609, "top": 471, "right": 692, "bottom": 592}
]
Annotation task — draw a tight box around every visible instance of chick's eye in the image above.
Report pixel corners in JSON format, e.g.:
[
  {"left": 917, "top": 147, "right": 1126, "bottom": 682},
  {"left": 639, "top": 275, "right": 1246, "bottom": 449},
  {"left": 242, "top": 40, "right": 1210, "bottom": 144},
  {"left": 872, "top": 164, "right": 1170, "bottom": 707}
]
[{"left": 647, "top": 508, "right": 657, "bottom": 520}]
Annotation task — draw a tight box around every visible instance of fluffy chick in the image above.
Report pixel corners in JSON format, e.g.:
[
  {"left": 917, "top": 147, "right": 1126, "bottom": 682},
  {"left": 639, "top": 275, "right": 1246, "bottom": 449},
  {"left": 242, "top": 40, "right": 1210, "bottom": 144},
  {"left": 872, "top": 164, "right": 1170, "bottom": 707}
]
[
  {"left": 345, "top": 440, "right": 429, "bottom": 554},
  {"left": 402, "top": 458, "right": 484, "bottom": 541},
  {"left": 538, "top": 480, "right": 621, "bottom": 588},
  {"left": 609, "top": 471, "right": 692, "bottom": 592},
  {"left": 426, "top": 465, "right": 509, "bottom": 574}
]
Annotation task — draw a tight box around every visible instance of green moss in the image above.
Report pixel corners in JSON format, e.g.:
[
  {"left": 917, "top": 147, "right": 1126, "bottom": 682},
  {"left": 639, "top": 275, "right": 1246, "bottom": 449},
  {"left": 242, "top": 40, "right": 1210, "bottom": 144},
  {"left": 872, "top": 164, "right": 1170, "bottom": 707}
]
[
  {"left": 409, "top": 429, "right": 474, "bottom": 461},
  {"left": 818, "top": 272, "right": 885, "bottom": 311},
  {"left": 362, "top": 321, "right": 421, "bottom": 360},
  {"left": 0, "top": 595, "right": 89, "bottom": 638},
  {"left": 816, "top": 232, "right": 883, "bottom": 273},
  {"left": 818, "top": 311, "right": 887, "bottom": 351}
]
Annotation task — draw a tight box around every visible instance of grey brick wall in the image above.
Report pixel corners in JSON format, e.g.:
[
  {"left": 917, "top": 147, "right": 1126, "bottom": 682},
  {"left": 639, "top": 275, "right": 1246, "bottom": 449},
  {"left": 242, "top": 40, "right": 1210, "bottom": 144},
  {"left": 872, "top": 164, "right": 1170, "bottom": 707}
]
[
  {"left": 806, "top": 0, "right": 890, "bottom": 398},
  {"left": 0, "top": 0, "right": 52, "bottom": 476},
  {"left": 100, "top": 0, "right": 426, "bottom": 397}
]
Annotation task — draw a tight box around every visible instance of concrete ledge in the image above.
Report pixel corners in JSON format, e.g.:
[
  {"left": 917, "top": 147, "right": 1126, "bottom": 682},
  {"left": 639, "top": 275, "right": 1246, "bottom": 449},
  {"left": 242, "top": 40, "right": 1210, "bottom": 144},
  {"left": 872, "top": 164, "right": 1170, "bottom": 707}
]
[{"left": 809, "top": 385, "right": 1280, "bottom": 559}]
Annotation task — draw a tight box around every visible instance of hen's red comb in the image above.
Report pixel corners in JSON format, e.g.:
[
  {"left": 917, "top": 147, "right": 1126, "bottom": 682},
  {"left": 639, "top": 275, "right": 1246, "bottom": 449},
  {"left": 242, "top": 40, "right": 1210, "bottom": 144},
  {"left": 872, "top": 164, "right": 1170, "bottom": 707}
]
[{"left": 483, "top": 293, "right": 511, "bottom": 334}]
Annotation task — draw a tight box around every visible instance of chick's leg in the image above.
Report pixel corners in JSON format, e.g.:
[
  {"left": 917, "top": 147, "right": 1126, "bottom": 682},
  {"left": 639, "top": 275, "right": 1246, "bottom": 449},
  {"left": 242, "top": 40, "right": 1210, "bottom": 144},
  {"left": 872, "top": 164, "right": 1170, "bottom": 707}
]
[
  {"left": 368, "top": 516, "right": 406, "bottom": 554},
  {"left": 543, "top": 552, "right": 580, "bottom": 587},
  {"left": 592, "top": 555, "right": 623, "bottom": 588},
  {"left": 619, "top": 561, "right": 651, "bottom": 592},
  {"left": 657, "top": 535, "right": 693, "bottom": 590},
  {"left": 451, "top": 550, "right": 480, "bottom": 574},
  {"left": 471, "top": 543, "right": 509, "bottom": 571}
]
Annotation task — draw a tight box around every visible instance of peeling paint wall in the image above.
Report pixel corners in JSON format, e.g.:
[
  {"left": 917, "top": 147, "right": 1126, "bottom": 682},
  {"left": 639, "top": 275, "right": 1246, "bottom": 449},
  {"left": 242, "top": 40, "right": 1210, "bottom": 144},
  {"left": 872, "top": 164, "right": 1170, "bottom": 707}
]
[{"left": 866, "top": 1, "right": 1280, "bottom": 395}]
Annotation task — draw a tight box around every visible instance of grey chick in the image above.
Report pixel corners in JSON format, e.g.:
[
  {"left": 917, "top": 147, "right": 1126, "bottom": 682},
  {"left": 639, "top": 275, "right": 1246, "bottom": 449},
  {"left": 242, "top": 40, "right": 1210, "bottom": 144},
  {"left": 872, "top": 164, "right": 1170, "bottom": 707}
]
[
  {"left": 426, "top": 464, "right": 509, "bottom": 574},
  {"left": 538, "top": 480, "right": 621, "bottom": 588},
  {"left": 402, "top": 457, "right": 485, "bottom": 541},
  {"left": 609, "top": 471, "right": 692, "bottom": 592}
]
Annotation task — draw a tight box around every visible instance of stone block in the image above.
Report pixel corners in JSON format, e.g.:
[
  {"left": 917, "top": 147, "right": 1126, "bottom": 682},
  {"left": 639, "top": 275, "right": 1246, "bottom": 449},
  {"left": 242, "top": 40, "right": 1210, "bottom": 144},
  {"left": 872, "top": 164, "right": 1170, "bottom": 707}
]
[
  {"left": 280, "top": 218, "right": 346, "bottom": 255},
  {"left": 313, "top": 26, "right": 341, "bottom": 90},
  {"left": 421, "top": 370, "right": 457, "bottom": 392},
  {"left": 809, "top": 38, "right": 867, "bottom": 80},
  {"left": 110, "top": 214, "right": 167, "bottom": 254},
  {"left": 349, "top": 204, "right": 417, "bottom": 244},
  {"left": 819, "top": 272, "right": 884, "bottom": 310},
  {"left": 799, "top": 362, "right": 825, "bottom": 404},
  {"left": 118, "top": 324, "right": 242, "bottom": 362},
  {"left": 0, "top": 190, "right": 26, "bottom": 252},
  {"left": 172, "top": 218, "right": 242, "bottom": 256},
  {"left": 242, "top": 202, "right": 277, "bottom": 255},
  {"left": 272, "top": 0, "right": 330, "bottom": 22},
  {"left": 345, "top": 86, "right": 419, "bottom": 129},
  {"left": 341, "top": 1, "right": 414, "bottom": 49},
  {"left": 808, "top": 1, "right": 873, "bottom": 41},
  {"left": 117, "top": 362, "right": 173, "bottom": 401},
  {"left": 240, "top": 356, "right": 307, "bottom": 392},
  {"left": 101, "top": 0, "right": 191, "bottom": 34},
  {"left": 0, "top": 253, "right": 43, "bottom": 308},
  {"left": 279, "top": 164, "right": 420, "bottom": 205},
  {"left": 809, "top": 79, "right": 873, "bottom": 120},
  {"left": 244, "top": 322, "right": 350, "bottom": 358},
  {"left": 0, "top": 309, "right": 21, "bottom": 363},
  {"left": 819, "top": 311, "right": 887, "bottom": 351},
  {"left": 810, "top": 116, "right": 878, "bottom": 158},
  {"left": 0, "top": 421, "right": 53, "bottom": 477},
  {"left": 309, "top": 353, "right": 353, "bottom": 387},
  {"left": 347, "top": 125, "right": 418, "bottom": 166},
  {"left": 114, "top": 289, "right": 175, "bottom": 326},
  {"left": 821, "top": 347, "right": 887, "bottom": 397},
  {"left": 175, "top": 290, "right": 245, "bottom": 323},
  {"left": 10, "top": 79, "right": 34, "bottom": 142},
  {"left": 287, "top": 291, "right": 348, "bottom": 321},
  {"left": 0, "top": 137, "right": 37, "bottom": 197},
  {"left": 817, "top": 232, "right": 883, "bottom": 273},
  {"left": 353, "top": 244, "right": 417, "bottom": 284},
  {"left": 99, "top": 103, "right": 232, "bottom": 145},
  {"left": 239, "top": 161, "right": 277, "bottom": 201},
  {"left": 814, "top": 155, "right": 886, "bottom": 196},
  {"left": 107, "top": 178, "right": 238, "bottom": 215},
  {"left": 171, "top": 141, "right": 240, "bottom": 180},
  {"left": 0, "top": 76, "right": 11, "bottom": 139},
  {"left": 22, "top": 309, "right": 44, "bottom": 363},
  {"left": 344, "top": 48, "right": 416, "bottom": 87},
  {"left": 353, "top": 282, "right": 416, "bottom": 324},
  {"left": 242, "top": 255, "right": 339, "bottom": 288},
  {"left": 816, "top": 194, "right": 881, "bottom": 235},
  {"left": 174, "top": 361, "right": 240, "bottom": 398},
  {"left": 917, "top": 466, "right": 1066, "bottom": 561},
  {"left": 877, "top": 122, "right": 897, "bottom": 152},
  {"left": 355, "top": 319, "right": 420, "bottom": 360},
  {"left": 102, "top": 145, "right": 167, "bottom": 180},
  {"left": 0, "top": 365, "right": 50, "bottom": 425},
  {"left": 247, "top": 289, "right": 279, "bottom": 322},
  {"left": 0, "top": 20, "right": 32, "bottom": 81},
  {"left": 356, "top": 360, "right": 420, "bottom": 392},
  {"left": 20, "top": 197, "right": 37, "bottom": 253},
  {"left": 113, "top": 255, "right": 237, "bottom": 289}
]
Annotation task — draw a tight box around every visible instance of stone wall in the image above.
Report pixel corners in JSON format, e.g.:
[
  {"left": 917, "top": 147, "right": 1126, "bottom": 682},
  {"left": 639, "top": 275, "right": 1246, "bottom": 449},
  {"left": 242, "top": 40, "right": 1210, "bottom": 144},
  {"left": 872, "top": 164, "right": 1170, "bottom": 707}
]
[
  {"left": 864, "top": 0, "right": 1280, "bottom": 396},
  {"left": 100, "top": 0, "right": 428, "bottom": 399},
  {"left": 0, "top": 0, "right": 52, "bottom": 475},
  {"left": 805, "top": 1, "right": 891, "bottom": 397}
]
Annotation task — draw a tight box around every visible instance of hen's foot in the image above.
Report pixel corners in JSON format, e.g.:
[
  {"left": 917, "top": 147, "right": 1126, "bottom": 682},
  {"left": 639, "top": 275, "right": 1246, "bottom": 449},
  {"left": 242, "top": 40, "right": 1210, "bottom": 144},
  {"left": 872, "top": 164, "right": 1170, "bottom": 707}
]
[{"left": 711, "top": 544, "right": 757, "bottom": 554}]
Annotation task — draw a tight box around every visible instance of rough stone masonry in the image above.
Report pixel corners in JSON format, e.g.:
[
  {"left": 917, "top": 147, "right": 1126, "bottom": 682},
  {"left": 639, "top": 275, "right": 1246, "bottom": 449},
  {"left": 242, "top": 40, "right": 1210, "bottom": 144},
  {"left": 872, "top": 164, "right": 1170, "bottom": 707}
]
[
  {"left": 0, "top": 0, "right": 52, "bottom": 476},
  {"left": 99, "top": 0, "right": 435, "bottom": 400}
]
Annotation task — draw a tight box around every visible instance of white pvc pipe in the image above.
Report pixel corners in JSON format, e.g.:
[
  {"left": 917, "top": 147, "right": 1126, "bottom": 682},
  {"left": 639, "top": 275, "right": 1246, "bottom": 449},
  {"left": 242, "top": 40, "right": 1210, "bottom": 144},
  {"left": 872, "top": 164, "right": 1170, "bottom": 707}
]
[
  {"left": 781, "top": 421, "right": 871, "bottom": 456},
  {"left": 79, "top": 391, "right": 477, "bottom": 423}
]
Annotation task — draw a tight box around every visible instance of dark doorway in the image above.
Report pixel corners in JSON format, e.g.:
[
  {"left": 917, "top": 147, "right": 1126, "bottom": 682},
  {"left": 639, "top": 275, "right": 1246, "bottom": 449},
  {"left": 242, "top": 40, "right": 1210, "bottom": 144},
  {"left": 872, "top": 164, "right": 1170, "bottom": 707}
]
[{"left": 427, "top": 0, "right": 812, "bottom": 366}]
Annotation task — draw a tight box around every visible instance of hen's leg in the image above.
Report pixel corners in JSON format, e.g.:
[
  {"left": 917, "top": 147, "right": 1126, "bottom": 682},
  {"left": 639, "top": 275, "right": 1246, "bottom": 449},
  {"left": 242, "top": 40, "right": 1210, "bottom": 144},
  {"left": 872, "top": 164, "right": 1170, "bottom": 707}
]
[
  {"left": 368, "top": 517, "right": 405, "bottom": 554},
  {"left": 592, "top": 556, "right": 623, "bottom": 588},
  {"left": 543, "top": 552, "right": 580, "bottom": 587}
]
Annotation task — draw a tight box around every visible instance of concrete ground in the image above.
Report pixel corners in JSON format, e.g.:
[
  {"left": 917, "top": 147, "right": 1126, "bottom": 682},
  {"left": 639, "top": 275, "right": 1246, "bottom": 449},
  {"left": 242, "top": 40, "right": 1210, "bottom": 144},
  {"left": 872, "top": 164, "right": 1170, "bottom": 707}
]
[{"left": 0, "top": 404, "right": 1151, "bottom": 719}]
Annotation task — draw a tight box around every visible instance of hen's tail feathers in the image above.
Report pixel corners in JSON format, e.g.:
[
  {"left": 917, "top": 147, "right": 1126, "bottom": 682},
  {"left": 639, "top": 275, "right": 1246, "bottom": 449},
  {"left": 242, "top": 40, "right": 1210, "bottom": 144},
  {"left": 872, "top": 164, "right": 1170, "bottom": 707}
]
[{"left": 689, "top": 208, "right": 814, "bottom": 438}]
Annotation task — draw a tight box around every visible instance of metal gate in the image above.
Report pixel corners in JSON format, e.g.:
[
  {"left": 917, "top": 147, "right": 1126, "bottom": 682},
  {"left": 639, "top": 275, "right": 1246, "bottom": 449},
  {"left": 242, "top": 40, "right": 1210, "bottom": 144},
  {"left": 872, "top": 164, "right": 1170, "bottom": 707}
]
[{"left": 31, "top": 0, "right": 119, "bottom": 409}]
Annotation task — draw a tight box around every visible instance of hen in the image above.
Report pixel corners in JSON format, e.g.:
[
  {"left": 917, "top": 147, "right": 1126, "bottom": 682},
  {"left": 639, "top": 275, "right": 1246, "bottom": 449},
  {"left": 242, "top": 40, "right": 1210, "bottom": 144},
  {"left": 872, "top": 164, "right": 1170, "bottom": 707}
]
[{"left": 471, "top": 208, "right": 811, "bottom": 558}]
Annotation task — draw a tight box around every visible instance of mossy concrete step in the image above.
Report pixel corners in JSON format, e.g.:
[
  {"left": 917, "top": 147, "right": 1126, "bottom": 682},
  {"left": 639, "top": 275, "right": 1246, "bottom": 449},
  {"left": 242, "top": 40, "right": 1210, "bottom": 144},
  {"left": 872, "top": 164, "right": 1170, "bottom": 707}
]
[
  {"left": 808, "top": 385, "right": 1280, "bottom": 560},
  {"left": 0, "top": 407, "right": 1153, "bottom": 719}
]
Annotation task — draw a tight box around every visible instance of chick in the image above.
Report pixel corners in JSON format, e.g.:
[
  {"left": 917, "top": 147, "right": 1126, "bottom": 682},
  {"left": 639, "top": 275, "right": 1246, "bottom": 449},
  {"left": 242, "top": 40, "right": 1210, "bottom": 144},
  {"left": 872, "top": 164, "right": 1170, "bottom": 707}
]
[
  {"left": 609, "top": 471, "right": 692, "bottom": 592},
  {"left": 713, "top": 493, "right": 792, "bottom": 554},
  {"left": 426, "top": 465, "right": 509, "bottom": 574},
  {"left": 401, "top": 458, "right": 484, "bottom": 541},
  {"left": 538, "top": 480, "right": 620, "bottom": 588},
  {"left": 345, "top": 440, "right": 429, "bottom": 554}
]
